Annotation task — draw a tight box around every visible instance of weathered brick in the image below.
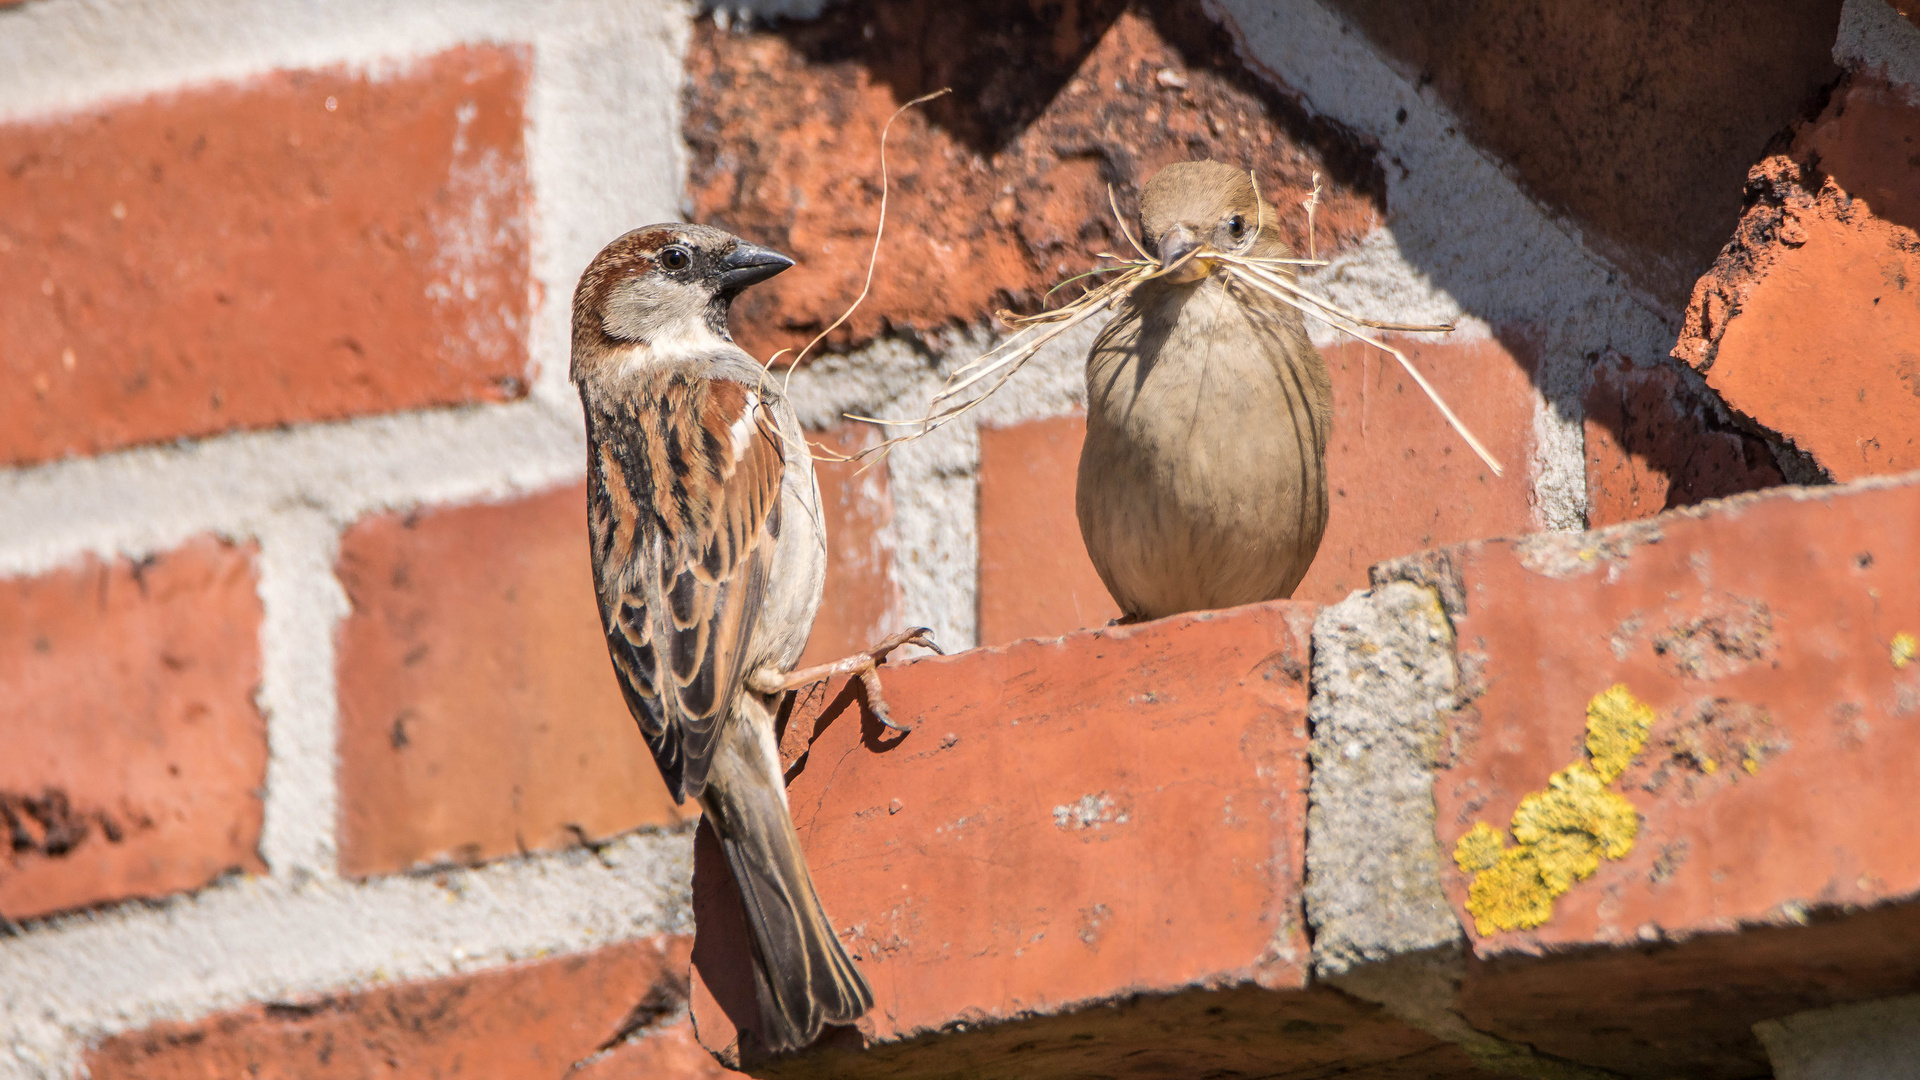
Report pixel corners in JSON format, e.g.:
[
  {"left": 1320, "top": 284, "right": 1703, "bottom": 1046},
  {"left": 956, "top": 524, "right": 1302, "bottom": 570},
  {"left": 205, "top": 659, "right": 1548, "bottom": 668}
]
[
  {"left": 1395, "top": 474, "right": 1920, "bottom": 1076},
  {"left": 0, "top": 45, "right": 531, "bottom": 467},
  {"left": 687, "top": 603, "right": 1498, "bottom": 1077},
  {"left": 86, "top": 936, "right": 738, "bottom": 1079},
  {"left": 1293, "top": 335, "right": 1538, "bottom": 603},
  {"left": 798, "top": 424, "right": 904, "bottom": 667},
  {"left": 1676, "top": 79, "right": 1920, "bottom": 481},
  {"left": 976, "top": 414, "right": 1120, "bottom": 645},
  {"left": 1583, "top": 355, "right": 1784, "bottom": 526},
  {"left": 335, "top": 485, "right": 684, "bottom": 878},
  {"left": 1319, "top": 0, "right": 1844, "bottom": 313},
  {"left": 1797, "top": 76, "right": 1920, "bottom": 237},
  {"left": 685, "top": 1, "right": 1381, "bottom": 360},
  {"left": 0, "top": 538, "right": 266, "bottom": 922}
]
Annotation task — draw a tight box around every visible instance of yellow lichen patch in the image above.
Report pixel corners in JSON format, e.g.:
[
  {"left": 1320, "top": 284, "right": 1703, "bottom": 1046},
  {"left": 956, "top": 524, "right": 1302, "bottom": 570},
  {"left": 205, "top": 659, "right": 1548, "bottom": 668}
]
[
  {"left": 1453, "top": 821, "right": 1505, "bottom": 874},
  {"left": 1511, "top": 765, "right": 1639, "bottom": 860},
  {"left": 1892, "top": 632, "right": 1917, "bottom": 670},
  {"left": 1465, "top": 847, "right": 1557, "bottom": 933},
  {"left": 1457, "top": 686, "right": 1654, "bottom": 937},
  {"left": 1585, "top": 684, "right": 1655, "bottom": 783}
]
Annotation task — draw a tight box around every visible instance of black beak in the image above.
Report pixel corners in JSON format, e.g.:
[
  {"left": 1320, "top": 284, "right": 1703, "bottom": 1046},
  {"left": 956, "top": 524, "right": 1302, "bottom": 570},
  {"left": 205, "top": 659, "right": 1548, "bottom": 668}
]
[{"left": 718, "top": 241, "right": 795, "bottom": 293}]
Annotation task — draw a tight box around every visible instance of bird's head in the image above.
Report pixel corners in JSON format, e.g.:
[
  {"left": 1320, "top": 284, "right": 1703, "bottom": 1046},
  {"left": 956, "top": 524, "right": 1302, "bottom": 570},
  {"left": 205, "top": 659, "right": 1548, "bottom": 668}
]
[
  {"left": 571, "top": 223, "right": 793, "bottom": 366},
  {"left": 1139, "top": 160, "right": 1287, "bottom": 284}
]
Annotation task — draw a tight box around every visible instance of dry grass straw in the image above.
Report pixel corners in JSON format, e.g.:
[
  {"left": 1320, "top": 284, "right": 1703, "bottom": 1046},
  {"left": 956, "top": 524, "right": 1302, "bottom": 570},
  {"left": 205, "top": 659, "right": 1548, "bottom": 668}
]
[
  {"left": 799, "top": 129, "right": 1500, "bottom": 476},
  {"left": 768, "top": 87, "right": 951, "bottom": 385}
]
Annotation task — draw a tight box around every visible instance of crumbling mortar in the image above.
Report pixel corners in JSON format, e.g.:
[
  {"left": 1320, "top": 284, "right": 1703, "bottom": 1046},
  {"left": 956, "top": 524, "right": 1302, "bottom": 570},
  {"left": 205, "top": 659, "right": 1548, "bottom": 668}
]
[
  {"left": 1305, "top": 582, "right": 1462, "bottom": 977},
  {"left": 1306, "top": 584, "right": 1624, "bottom": 1079}
]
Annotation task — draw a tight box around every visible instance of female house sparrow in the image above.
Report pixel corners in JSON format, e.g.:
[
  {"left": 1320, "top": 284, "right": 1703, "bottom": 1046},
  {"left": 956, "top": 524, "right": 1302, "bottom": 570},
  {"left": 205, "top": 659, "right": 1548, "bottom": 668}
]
[
  {"left": 1076, "top": 160, "right": 1333, "bottom": 620},
  {"left": 572, "top": 224, "right": 927, "bottom": 1052}
]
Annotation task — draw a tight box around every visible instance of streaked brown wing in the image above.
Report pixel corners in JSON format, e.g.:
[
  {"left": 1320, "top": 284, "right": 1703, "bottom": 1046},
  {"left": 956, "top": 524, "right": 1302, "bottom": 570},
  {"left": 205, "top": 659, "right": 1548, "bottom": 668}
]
[{"left": 585, "top": 372, "right": 787, "bottom": 802}]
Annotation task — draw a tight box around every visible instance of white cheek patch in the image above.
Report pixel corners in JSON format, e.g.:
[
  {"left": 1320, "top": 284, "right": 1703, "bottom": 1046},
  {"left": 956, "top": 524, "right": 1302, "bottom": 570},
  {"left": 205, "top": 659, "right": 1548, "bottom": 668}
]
[{"left": 603, "top": 277, "right": 729, "bottom": 360}]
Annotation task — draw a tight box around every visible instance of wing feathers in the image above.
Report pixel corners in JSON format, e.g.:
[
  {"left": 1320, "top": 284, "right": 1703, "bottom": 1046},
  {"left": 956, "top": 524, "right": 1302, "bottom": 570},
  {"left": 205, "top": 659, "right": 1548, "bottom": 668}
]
[{"left": 585, "top": 370, "right": 788, "bottom": 803}]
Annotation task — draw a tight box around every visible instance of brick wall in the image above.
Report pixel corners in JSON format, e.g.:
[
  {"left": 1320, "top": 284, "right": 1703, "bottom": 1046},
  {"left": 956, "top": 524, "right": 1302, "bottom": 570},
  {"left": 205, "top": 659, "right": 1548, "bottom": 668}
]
[{"left": 2, "top": 0, "right": 1916, "bottom": 1076}]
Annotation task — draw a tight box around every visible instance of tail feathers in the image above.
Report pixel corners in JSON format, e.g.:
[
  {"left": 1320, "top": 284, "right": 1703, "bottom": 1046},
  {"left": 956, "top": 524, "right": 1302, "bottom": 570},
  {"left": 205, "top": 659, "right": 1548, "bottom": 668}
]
[
  {"left": 702, "top": 701, "right": 872, "bottom": 1054},
  {"left": 714, "top": 809, "right": 874, "bottom": 1051}
]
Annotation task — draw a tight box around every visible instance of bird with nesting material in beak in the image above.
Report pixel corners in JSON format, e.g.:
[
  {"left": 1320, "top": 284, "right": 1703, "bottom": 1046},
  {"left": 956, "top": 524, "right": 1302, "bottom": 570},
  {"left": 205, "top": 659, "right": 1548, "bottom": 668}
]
[
  {"left": 1077, "top": 160, "right": 1334, "bottom": 620},
  {"left": 571, "top": 223, "right": 935, "bottom": 1054}
]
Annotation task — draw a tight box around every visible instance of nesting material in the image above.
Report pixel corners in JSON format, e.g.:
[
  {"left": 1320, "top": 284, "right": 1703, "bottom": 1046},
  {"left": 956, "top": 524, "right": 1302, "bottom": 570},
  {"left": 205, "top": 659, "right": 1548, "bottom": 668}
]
[{"left": 843, "top": 177, "right": 1502, "bottom": 477}]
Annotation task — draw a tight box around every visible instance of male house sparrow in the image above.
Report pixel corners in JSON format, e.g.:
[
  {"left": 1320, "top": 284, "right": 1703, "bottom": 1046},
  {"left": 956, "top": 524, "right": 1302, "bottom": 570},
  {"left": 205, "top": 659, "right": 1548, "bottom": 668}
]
[
  {"left": 572, "top": 224, "right": 929, "bottom": 1052},
  {"left": 1077, "top": 160, "right": 1333, "bottom": 620}
]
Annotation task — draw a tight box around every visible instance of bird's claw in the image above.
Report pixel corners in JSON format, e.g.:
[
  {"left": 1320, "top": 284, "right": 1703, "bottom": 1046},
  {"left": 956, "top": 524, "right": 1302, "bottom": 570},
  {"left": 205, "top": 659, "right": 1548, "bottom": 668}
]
[
  {"left": 867, "top": 626, "right": 942, "bottom": 662},
  {"left": 859, "top": 665, "right": 914, "bottom": 733},
  {"left": 858, "top": 627, "right": 939, "bottom": 733},
  {"left": 749, "top": 627, "right": 937, "bottom": 733}
]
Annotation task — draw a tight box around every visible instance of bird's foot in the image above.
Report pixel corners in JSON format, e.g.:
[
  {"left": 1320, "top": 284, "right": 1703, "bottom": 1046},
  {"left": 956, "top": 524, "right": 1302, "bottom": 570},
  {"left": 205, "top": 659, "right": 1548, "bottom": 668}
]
[{"left": 746, "top": 628, "right": 942, "bottom": 732}]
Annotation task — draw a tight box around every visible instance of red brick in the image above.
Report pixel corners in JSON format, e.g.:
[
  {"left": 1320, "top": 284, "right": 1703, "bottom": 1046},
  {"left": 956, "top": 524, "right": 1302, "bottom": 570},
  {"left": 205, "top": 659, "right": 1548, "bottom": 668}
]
[
  {"left": 0, "top": 538, "right": 266, "bottom": 921},
  {"left": 335, "top": 485, "right": 685, "bottom": 878},
  {"left": 1798, "top": 76, "right": 1920, "bottom": 238},
  {"left": 1676, "top": 80, "right": 1920, "bottom": 481},
  {"left": 574, "top": 1015, "right": 743, "bottom": 1080},
  {"left": 1318, "top": 0, "right": 1844, "bottom": 312},
  {"left": 1395, "top": 474, "right": 1920, "bottom": 1075},
  {"left": 685, "top": 2, "right": 1381, "bottom": 360},
  {"left": 976, "top": 414, "right": 1121, "bottom": 645},
  {"left": 1293, "top": 335, "right": 1539, "bottom": 603},
  {"left": 0, "top": 45, "right": 531, "bottom": 467},
  {"left": 685, "top": 603, "right": 1495, "bottom": 1076},
  {"left": 86, "top": 936, "right": 738, "bottom": 1079},
  {"left": 1583, "top": 355, "right": 1783, "bottom": 526},
  {"left": 797, "top": 424, "right": 903, "bottom": 667}
]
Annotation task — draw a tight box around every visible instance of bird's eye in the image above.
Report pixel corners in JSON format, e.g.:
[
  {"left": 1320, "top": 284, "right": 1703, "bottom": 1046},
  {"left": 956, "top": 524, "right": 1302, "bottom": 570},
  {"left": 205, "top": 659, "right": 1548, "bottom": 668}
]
[
  {"left": 1227, "top": 214, "right": 1247, "bottom": 239},
  {"left": 660, "top": 247, "right": 691, "bottom": 271}
]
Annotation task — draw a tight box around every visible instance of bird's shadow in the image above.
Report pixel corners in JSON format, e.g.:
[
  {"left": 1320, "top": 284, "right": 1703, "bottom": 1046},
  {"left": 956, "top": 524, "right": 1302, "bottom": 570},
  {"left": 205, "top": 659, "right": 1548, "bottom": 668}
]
[{"left": 776, "top": 676, "right": 911, "bottom": 788}]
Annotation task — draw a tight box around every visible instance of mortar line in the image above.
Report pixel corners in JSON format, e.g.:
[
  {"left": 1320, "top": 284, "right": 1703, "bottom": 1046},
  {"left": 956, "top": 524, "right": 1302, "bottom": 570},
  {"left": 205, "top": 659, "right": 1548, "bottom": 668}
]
[
  {"left": 0, "top": 399, "right": 586, "bottom": 580},
  {"left": 0, "top": 828, "right": 696, "bottom": 1080},
  {"left": 253, "top": 508, "right": 350, "bottom": 880}
]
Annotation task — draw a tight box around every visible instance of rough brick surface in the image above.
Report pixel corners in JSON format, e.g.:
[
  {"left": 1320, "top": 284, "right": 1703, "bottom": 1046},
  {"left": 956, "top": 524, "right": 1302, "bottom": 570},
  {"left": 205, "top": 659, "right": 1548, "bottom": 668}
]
[
  {"left": 1583, "top": 355, "right": 1785, "bottom": 526},
  {"left": 798, "top": 424, "right": 904, "bottom": 667},
  {"left": 86, "top": 936, "right": 738, "bottom": 1079},
  {"left": 1675, "top": 79, "right": 1920, "bottom": 482},
  {"left": 685, "top": 601, "right": 1499, "bottom": 1077},
  {"left": 1322, "top": 0, "right": 1843, "bottom": 313},
  {"left": 688, "top": 603, "right": 1506, "bottom": 1077},
  {"left": 1799, "top": 75, "right": 1920, "bottom": 238},
  {"left": 336, "top": 485, "right": 685, "bottom": 878},
  {"left": 976, "top": 414, "right": 1120, "bottom": 645},
  {"left": 0, "top": 45, "right": 532, "bottom": 467},
  {"left": 1293, "top": 335, "right": 1537, "bottom": 604},
  {"left": 685, "top": 1, "right": 1382, "bottom": 360},
  {"left": 0, "top": 537, "right": 267, "bottom": 923},
  {"left": 1388, "top": 475, "right": 1920, "bottom": 1077}
]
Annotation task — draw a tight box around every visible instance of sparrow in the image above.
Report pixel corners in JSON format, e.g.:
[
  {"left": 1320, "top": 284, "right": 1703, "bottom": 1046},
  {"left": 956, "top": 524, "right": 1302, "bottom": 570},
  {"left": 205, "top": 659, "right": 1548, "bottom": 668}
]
[
  {"left": 572, "top": 223, "right": 932, "bottom": 1053},
  {"left": 1076, "top": 160, "right": 1333, "bottom": 620}
]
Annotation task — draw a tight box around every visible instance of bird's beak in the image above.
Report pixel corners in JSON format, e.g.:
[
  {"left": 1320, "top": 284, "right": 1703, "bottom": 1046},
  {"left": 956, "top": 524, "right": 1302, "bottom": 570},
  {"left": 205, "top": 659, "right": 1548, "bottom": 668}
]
[
  {"left": 1156, "top": 224, "right": 1209, "bottom": 283},
  {"left": 718, "top": 242, "right": 795, "bottom": 293}
]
